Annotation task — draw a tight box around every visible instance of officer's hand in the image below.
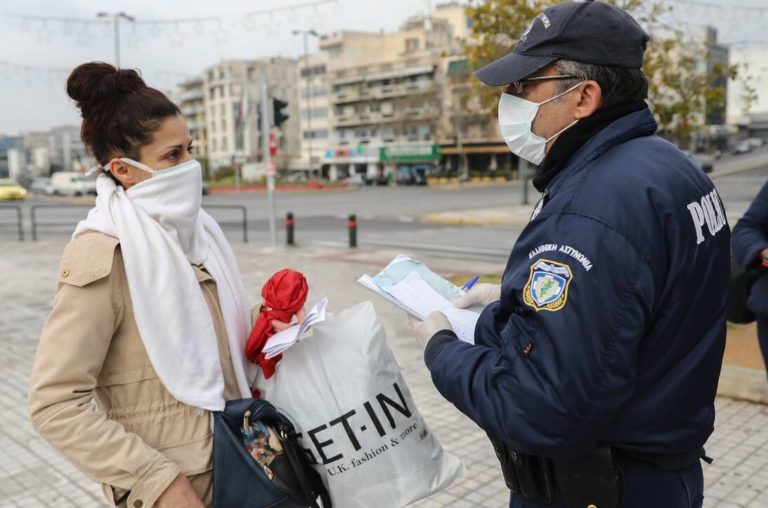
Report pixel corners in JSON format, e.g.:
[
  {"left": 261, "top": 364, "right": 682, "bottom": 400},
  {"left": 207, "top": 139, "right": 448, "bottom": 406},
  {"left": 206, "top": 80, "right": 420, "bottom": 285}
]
[
  {"left": 453, "top": 283, "right": 501, "bottom": 309},
  {"left": 410, "top": 311, "right": 453, "bottom": 349}
]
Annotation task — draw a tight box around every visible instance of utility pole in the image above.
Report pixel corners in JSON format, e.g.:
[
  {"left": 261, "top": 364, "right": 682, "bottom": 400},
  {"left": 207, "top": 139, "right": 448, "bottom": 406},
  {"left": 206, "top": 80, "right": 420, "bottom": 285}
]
[
  {"left": 261, "top": 73, "right": 277, "bottom": 246},
  {"left": 97, "top": 12, "right": 134, "bottom": 67},
  {"left": 455, "top": 113, "right": 468, "bottom": 181},
  {"left": 520, "top": 158, "right": 530, "bottom": 205},
  {"left": 293, "top": 29, "right": 319, "bottom": 177}
]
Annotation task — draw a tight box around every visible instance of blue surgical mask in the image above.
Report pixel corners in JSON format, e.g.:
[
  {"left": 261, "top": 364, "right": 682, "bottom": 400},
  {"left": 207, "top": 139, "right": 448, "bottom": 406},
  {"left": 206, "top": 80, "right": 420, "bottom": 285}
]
[{"left": 498, "top": 81, "right": 584, "bottom": 165}]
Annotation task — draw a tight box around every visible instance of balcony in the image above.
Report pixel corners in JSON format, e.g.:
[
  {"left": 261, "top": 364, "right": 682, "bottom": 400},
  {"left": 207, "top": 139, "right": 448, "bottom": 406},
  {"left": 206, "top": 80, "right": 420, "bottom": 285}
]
[
  {"left": 180, "top": 88, "right": 204, "bottom": 102},
  {"left": 331, "top": 81, "right": 439, "bottom": 105}
]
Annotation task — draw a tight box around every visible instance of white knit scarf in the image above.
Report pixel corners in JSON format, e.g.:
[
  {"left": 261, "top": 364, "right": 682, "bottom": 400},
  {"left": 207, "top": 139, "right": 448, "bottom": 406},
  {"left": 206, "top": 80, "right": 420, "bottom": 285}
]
[{"left": 74, "top": 166, "right": 252, "bottom": 411}]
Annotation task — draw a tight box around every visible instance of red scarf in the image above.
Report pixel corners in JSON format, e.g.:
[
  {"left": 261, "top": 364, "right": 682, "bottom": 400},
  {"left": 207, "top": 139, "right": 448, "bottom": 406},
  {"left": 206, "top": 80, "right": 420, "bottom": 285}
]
[{"left": 245, "top": 269, "right": 308, "bottom": 380}]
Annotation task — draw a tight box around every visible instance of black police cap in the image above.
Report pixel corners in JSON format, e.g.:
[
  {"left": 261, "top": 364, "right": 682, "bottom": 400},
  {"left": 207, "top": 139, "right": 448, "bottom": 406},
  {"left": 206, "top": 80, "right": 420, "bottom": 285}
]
[{"left": 475, "top": 0, "right": 650, "bottom": 86}]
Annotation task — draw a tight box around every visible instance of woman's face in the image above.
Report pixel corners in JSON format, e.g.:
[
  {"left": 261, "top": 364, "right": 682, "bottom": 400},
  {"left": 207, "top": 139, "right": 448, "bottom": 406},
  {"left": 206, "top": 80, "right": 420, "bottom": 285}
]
[{"left": 111, "top": 114, "right": 194, "bottom": 188}]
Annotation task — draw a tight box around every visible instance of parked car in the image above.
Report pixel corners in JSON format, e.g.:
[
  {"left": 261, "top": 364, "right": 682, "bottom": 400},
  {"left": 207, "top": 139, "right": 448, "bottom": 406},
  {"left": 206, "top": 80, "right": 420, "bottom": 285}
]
[
  {"left": 0, "top": 179, "right": 27, "bottom": 200},
  {"left": 344, "top": 173, "right": 365, "bottom": 187},
  {"left": 50, "top": 172, "right": 97, "bottom": 196},
  {"left": 30, "top": 177, "right": 53, "bottom": 195},
  {"left": 732, "top": 140, "right": 754, "bottom": 155},
  {"left": 363, "top": 174, "right": 389, "bottom": 186},
  {"left": 395, "top": 165, "right": 428, "bottom": 186},
  {"left": 683, "top": 151, "right": 714, "bottom": 174}
]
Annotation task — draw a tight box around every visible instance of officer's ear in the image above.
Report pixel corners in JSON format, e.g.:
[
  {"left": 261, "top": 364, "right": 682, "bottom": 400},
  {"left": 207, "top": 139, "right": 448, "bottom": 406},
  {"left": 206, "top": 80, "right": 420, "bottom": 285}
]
[{"left": 573, "top": 81, "right": 602, "bottom": 119}]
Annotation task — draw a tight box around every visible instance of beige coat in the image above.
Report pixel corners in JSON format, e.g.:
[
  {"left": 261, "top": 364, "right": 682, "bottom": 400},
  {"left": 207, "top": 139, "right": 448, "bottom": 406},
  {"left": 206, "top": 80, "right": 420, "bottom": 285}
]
[{"left": 28, "top": 231, "right": 244, "bottom": 508}]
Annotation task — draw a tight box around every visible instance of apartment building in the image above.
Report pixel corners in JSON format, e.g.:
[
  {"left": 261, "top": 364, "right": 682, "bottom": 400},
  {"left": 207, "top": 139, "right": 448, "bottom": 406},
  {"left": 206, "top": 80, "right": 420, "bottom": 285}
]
[
  {"left": 295, "top": 51, "right": 331, "bottom": 172},
  {"left": 175, "top": 77, "right": 209, "bottom": 165},
  {"left": 203, "top": 58, "right": 300, "bottom": 171},
  {"left": 295, "top": 13, "right": 456, "bottom": 180},
  {"left": 48, "top": 125, "right": 87, "bottom": 173}
]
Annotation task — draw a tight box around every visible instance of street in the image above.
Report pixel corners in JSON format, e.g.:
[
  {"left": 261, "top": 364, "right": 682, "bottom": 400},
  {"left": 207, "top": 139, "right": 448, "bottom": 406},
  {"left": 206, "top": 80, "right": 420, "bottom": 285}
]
[{"left": 4, "top": 148, "right": 768, "bottom": 261}]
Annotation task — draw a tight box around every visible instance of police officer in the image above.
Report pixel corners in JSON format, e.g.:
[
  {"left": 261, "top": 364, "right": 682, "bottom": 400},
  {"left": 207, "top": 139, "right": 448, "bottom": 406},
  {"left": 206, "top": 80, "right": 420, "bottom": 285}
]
[{"left": 411, "top": 1, "right": 730, "bottom": 507}]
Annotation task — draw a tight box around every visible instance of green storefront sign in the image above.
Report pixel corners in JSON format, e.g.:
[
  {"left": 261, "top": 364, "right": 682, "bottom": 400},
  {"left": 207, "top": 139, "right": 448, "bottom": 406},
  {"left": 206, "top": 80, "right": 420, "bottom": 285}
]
[{"left": 380, "top": 144, "right": 441, "bottom": 163}]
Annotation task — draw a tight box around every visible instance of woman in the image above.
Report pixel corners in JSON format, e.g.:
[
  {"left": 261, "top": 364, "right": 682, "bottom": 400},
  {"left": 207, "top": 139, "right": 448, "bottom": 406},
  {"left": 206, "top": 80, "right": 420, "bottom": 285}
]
[
  {"left": 28, "top": 62, "right": 255, "bottom": 508},
  {"left": 732, "top": 178, "right": 768, "bottom": 377}
]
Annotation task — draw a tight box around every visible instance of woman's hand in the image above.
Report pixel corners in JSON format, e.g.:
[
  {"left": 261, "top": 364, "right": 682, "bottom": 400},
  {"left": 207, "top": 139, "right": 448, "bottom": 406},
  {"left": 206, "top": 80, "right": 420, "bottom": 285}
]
[
  {"left": 272, "top": 307, "right": 307, "bottom": 332},
  {"left": 156, "top": 474, "right": 204, "bottom": 508}
]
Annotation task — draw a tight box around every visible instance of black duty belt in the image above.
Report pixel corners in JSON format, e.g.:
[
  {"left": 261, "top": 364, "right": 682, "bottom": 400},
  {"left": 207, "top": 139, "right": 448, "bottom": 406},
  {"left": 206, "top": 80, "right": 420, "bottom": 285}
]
[{"left": 489, "top": 433, "right": 708, "bottom": 508}]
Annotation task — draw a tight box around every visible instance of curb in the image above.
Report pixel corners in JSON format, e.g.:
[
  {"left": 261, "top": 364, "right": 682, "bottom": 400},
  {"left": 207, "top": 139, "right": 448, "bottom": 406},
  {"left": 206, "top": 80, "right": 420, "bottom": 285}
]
[
  {"left": 422, "top": 212, "right": 530, "bottom": 227},
  {"left": 717, "top": 365, "right": 768, "bottom": 404},
  {"left": 209, "top": 186, "right": 356, "bottom": 195}
]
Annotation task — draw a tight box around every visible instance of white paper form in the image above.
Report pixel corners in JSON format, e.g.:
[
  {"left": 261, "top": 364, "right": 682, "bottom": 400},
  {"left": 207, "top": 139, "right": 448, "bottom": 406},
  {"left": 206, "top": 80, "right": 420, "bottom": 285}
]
[
  {"left": 384, "top": 272, "right": 478, "bottom": 344},
  {"left": 263, "top": 297, "right": 328, "bottom": 358}
]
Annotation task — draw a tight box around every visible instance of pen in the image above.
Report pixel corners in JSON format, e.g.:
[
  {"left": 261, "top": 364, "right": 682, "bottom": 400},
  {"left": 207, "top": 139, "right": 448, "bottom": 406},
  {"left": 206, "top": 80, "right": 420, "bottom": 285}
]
[{"left": 462, "top": 275, "right": 479, "bottom": 291}]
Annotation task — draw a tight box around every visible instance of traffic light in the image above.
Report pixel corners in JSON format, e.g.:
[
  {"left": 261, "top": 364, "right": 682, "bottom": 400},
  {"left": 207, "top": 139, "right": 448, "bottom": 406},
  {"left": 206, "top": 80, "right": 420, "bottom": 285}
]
[{"left": 273, "top": 98, "right": 289, "bottom": 129}]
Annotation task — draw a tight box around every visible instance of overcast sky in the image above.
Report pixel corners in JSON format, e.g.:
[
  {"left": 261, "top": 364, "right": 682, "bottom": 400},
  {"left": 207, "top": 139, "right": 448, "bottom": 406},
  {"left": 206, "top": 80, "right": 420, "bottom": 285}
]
[{"left": 0, "top": 0, "right": 765, "bottom": 136}]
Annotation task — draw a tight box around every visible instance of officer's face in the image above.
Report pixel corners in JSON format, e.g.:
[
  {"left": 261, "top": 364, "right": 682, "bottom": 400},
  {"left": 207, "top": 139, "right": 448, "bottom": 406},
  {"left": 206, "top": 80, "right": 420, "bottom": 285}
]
[{"left": 507, "top": 66, "right": 583, "bottom": 153}]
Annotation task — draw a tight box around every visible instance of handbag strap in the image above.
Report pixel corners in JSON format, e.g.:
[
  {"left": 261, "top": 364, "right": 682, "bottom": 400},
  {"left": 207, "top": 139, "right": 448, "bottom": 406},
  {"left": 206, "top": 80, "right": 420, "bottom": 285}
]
[{"left": 280, "top": 429, "right": 332, "bottom": 508}]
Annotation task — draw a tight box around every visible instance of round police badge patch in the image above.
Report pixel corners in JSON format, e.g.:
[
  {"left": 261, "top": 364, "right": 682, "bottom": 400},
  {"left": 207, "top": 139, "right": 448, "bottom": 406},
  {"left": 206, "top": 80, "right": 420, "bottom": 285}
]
[{"left": 523, "top": 259, "right": 573, "bottom": 312}]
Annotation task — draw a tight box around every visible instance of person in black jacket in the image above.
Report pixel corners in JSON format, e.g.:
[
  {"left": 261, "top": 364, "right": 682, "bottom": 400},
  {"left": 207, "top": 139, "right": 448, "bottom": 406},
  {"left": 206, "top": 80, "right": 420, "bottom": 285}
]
[
  {"left": 732, "top": 178, "right": 768, "bottom": 376},
  {"left": 409, "top": 1, "right": 730, "bottom": 507}
]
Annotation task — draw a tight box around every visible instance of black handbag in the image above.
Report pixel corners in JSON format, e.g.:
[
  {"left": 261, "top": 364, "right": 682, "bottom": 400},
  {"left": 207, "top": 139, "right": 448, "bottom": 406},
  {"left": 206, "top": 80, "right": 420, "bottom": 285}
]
[
  {"left": 213, "top": 398, "right": 332, "bottom": 508},
  {"left": 728, "top": 251, "right": 757, "bottom": 324}
]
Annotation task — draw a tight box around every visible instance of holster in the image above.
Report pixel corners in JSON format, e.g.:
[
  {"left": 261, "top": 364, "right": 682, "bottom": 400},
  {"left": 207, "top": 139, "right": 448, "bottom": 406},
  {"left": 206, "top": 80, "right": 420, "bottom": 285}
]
[
  {"left": 489, "top": 433, "right": 622, "bottom": 508},
  {"left": 551, "top": 446, "right": 623, "bottom": 508},
  {"left": 488, "top": 433, "right": 556, "bottom": 503}
]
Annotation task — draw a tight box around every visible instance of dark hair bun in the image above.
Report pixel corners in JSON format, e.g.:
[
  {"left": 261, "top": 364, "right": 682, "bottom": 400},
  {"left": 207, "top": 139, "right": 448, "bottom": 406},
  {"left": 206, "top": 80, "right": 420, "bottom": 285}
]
[
  {"left": 67, "top": 62, "right": 146, "bottom": 116},
  {"left": 66, "top": 61, "right": 180, "bottom": 166}
]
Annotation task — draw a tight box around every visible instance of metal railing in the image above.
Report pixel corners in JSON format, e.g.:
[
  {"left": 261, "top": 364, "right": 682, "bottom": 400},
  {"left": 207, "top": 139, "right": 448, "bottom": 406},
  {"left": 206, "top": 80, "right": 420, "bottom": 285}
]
[
  {"left": 0, "top": 205, "right": 24, "bottom": 241},
  {"left": 203, "top": 205, "right": 248, "bottom": 243},
  {"left": 29, "top": 204, "right": 249, "bottom": 243},
  {"left": 30, "top": 204, "right": 92, "bottom": 241}
]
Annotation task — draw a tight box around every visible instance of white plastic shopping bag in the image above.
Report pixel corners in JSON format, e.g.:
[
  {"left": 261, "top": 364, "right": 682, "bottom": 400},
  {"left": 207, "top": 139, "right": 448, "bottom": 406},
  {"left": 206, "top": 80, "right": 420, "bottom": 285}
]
[{"left": 256, "top": 301, "right": 464, "bottom": 508}]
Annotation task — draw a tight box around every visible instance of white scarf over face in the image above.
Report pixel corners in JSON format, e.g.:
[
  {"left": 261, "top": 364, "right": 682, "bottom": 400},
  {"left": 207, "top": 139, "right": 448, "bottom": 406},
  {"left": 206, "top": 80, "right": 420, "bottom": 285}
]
[{"left": 74, "top": 162, "right": 252, "bottom": 411}]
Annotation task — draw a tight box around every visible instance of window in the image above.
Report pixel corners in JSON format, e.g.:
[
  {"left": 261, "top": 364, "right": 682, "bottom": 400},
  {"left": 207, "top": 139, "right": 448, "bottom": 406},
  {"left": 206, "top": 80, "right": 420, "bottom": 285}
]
[
  {"left": 302, "top": 108, "right": 328, "bottom": 120},
  {"left": 221, "top": 137, "right": 227, "bottom": 151},
  {"left": 303, "top": 130, "right": 329, "bottom": 140},
  {"left": 300, "top": 64, "right": 327, "bottom": 78},
  {"left": 405, "top": 38, "right": 420, "bottom": 53}
]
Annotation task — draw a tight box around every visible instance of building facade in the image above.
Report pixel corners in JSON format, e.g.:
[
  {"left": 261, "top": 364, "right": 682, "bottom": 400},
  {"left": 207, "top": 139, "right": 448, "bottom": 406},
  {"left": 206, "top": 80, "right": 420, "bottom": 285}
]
[
  {"left": 302, "top": 14, "right": 460, "bottom": 180},
  {"left": 202, "top": 58, "right": 300, "bottom": 172},
  {"left": 727, "top": 46, "right": 768, "bottom": 126},
  {"left": 48, "top": 125, "right": 87, "bottom": 174},
  {"left": 175, "top": 77, "right": 209, "bottom": 168}
]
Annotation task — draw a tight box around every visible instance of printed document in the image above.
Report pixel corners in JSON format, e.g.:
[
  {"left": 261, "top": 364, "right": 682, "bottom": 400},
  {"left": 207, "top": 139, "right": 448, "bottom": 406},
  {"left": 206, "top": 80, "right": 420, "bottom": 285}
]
[{"left": 358, "top": 255, "right": 480, "bottom": 344}]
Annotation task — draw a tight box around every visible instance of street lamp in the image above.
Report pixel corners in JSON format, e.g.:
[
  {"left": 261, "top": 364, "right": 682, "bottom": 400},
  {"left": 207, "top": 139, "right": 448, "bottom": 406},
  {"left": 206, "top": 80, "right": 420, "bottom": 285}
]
[
  {"left": 97, "top": 11, "right": 135, "bottom": 67},
  {"left": 292, "top": 29, "right": 320, "bottom": 177}
]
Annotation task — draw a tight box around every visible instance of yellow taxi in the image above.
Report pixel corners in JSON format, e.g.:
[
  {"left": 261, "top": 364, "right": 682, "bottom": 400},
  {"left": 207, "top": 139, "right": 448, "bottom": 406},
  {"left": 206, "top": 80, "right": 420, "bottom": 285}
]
[{"left": 0, "top": 178, "right": 27, "bottom": 200}]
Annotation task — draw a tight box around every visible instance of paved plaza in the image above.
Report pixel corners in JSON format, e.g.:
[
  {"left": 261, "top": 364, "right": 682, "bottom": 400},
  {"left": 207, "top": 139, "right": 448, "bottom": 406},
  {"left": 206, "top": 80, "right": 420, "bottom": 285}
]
[{"left": 2, "top": 240, "right": 768, "bottom": 507}]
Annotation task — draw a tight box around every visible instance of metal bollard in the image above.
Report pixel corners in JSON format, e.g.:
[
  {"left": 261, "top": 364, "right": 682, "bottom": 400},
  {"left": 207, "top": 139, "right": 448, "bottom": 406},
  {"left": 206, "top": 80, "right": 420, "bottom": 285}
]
[
  {"left": 286, "top": 212, "right": 295, "bottom": 246},
  {"left": 348, "top": 214, "right": 357, "bottom": 248}
]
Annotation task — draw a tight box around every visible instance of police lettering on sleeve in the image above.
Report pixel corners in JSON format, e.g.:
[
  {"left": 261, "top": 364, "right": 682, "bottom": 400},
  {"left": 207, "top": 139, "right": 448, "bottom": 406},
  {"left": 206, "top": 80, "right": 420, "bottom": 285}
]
[{"left": 687, "top": 189, "right": 727, "bottom": 245}]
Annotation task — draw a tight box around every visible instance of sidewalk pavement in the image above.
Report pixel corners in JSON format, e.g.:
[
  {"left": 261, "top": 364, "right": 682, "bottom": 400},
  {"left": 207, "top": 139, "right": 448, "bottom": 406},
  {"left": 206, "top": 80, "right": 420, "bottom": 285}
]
[{"left": 2, "top": 241, "right": 768, "bottom": 507}]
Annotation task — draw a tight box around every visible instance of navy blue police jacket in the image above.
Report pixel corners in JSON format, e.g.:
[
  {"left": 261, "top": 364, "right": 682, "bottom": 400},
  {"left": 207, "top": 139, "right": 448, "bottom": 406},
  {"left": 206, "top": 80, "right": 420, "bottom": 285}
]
[
  {"left": 732, "top": 178, "right": 768, "bottom": 316},
  {"left": 425, "top": 108, "right": 730, "bottom": 459}
]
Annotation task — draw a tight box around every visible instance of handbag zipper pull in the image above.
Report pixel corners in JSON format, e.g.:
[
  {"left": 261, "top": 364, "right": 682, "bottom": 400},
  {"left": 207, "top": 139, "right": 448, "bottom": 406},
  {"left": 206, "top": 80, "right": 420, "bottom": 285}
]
[{"left": 243, "top": 410, "right": 251, "bottom": 435}]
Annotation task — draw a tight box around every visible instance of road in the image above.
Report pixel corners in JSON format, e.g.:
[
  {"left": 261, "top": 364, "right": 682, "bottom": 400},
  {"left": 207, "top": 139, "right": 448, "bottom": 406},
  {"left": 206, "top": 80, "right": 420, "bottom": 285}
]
[{"left": 3, "top": 147, "right": 768, "bottom": 261}]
